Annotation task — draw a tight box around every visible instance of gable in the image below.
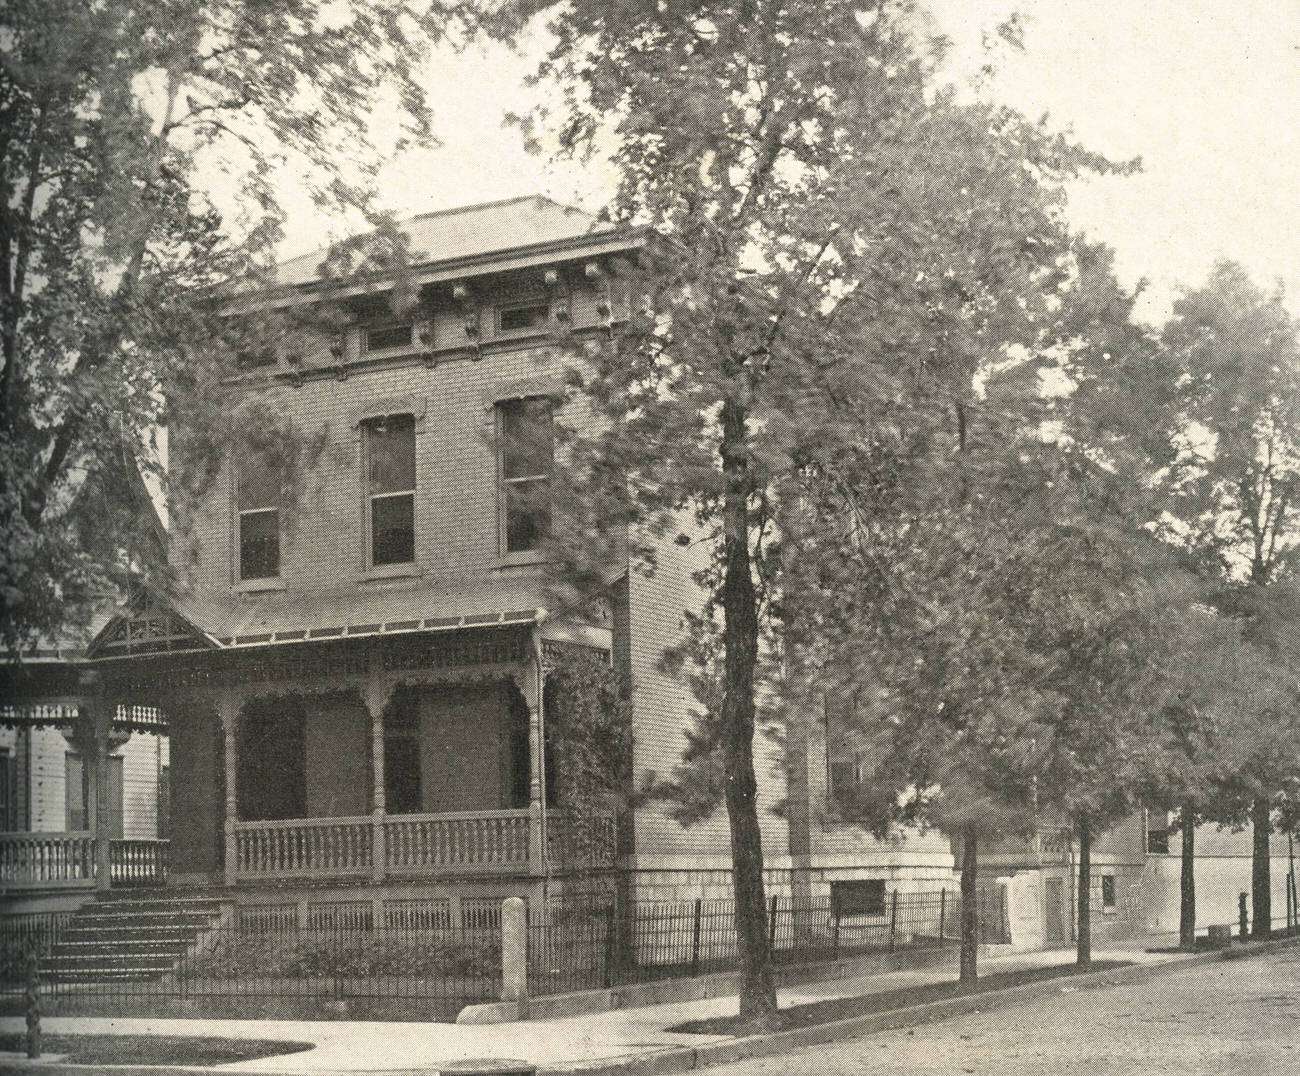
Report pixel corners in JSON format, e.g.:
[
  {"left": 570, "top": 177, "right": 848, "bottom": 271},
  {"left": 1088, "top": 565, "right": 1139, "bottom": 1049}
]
[{"left": 88, "top": 592, "right": 217, "bottom": 658}]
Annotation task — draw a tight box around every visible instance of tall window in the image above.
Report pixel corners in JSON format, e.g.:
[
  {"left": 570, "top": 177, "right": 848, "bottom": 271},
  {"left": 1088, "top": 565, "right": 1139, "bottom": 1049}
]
[
  {"left": 237, "top": 455, "right": 280, "bottom": 580},
  {"left": 498, "top": 398, "right": 553, "bottom": 554},
  {"left": 64, "top": 754, "right": 124, "bottom": 837},
  {"left": 365, "top": 414, "right": 416, "bottom": 566}
]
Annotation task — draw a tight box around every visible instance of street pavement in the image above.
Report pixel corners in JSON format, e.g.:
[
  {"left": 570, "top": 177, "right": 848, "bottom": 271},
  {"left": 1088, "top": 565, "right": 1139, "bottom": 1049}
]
[
  {"left": 0, "top": 936, "right": 1289, "bottom": 1073},
  {"left": 703, "top": 943, "right": 1300, "bottom": 1076}
]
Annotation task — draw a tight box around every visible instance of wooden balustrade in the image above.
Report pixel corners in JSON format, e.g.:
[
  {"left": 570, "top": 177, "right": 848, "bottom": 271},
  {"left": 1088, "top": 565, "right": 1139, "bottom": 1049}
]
[
  {"left": 0, "top": 832, "right": 96, "bottom": 889},
  {"left": 384, "top": 810, "right": 531, "bottom": 873},
  {"left": 109, "top": 839, "right": 169, "bottom": 886},
  {"left": 233, "top": 816, "right": 373, "bottom": 879}
]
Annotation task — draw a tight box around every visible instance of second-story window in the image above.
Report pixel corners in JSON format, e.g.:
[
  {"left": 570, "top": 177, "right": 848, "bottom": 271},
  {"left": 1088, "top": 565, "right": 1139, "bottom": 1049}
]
[
  {"left": 237, "top": 456, "right": 280, "bottom": 580},
  {"left": 498, "top": 397, "right": 553, "bottom": 554},
  {"left": 365, "top": 414, "right": 416, "bottom": 566}
]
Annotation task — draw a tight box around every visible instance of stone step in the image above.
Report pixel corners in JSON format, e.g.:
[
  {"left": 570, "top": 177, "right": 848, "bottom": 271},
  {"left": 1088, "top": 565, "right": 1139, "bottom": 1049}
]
[
  {"left": 52, "top": 940, "right": 193, "bottom": 959},
  {"left": 74, "top": 912, "right": 218, "bottom": 930}
]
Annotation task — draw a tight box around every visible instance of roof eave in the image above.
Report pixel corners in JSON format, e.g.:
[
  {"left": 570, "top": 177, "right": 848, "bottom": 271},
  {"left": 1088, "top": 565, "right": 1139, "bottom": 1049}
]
[{"left": 223, "top": 228, "right": 647, "bottom": 316}]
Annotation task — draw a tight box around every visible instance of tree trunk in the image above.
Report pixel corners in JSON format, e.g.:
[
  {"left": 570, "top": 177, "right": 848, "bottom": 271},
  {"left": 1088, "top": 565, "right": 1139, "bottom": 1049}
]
[
  {"left": 1179, "top": 801, "right": 1196, "bottom": 950},
  {"left": 959, "top": 823, "right": 979, "bottom": 987},
  {"left": 718, "top": 395, "right": 777, "bottom": 1027},
  {"left": 1251, "top": 796, "right": 1272, "bottom": 939},
  {"left": 1076, "top": 817, "right": 1091, "bottom": 968}
]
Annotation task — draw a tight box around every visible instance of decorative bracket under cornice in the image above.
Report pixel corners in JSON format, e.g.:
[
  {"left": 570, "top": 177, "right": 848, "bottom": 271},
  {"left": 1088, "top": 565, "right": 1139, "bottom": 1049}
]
[{"left": 452, "top": 281, "right": 482, "bottom": 361}]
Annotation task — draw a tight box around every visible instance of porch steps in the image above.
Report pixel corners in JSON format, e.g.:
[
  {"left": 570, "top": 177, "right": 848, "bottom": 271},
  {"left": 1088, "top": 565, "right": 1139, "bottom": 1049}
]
[{"left": 45, "top": 892, "right": 224, "bottom": 985}]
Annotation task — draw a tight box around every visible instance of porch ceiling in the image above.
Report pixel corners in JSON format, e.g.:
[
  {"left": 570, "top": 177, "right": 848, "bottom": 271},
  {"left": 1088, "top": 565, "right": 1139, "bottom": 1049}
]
[{"left": 173, "top": 573, "right": 554, "bottom": 649}]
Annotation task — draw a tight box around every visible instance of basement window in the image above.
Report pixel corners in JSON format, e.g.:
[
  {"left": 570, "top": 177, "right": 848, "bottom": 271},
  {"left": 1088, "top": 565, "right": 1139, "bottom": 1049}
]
[
  {"left": 1101, "top": 874, "right": 1116, "bottom": 911},
  {"left": 830, "top": 879, "right": 887, "bottom": 918}
]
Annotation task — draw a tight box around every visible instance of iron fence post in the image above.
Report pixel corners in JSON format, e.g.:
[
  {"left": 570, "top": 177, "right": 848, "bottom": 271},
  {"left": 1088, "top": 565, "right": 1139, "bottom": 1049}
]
[
  {"left": 768, "top": 895, "right": 778, "bottom": 951},
  {"left": 603, "top": 904, "right": 617, "bottom": 988},
  {"left": 888, "top": 890, "right": 898, "bottom": 954},
  {"left": 939, "top": 889, "right": 946, "bottom": 944},
  {"left": 690, "top": 899, "right": 702, "bottom": 978}
]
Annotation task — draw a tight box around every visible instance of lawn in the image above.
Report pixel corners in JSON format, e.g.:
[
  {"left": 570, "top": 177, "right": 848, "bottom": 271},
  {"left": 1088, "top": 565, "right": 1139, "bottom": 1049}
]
[{"left": 670, "top": 959, "right": 1133, "bottom": 1036}]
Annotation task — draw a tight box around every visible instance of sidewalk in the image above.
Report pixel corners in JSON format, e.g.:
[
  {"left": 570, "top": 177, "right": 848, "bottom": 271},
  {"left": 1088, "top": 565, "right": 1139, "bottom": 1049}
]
[{"left": 0, "top": 934, "right": 1219, "bottom": 1074}]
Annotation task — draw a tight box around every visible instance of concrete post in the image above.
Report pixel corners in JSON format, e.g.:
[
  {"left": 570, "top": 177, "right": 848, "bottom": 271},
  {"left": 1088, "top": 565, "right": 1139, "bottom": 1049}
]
[{"left": 501, "top": 896, "right": 528, "bottom": 1009}]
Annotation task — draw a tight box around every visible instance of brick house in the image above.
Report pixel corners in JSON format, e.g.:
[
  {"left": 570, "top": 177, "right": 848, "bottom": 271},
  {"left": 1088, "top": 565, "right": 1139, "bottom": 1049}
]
[{"left": 1, "top": 196, "right": 957, "bottom": 927}]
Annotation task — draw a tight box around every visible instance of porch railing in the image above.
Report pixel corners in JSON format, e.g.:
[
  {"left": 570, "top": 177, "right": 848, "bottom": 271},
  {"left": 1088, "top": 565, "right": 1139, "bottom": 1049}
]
[
  {"left": 0, "top": 832, "right": 95, "bottom": 888},
  {"left": 385, "top": 809, "right": 530, "bottom": 873},
  {"left": 1, "top": 833, "right": 169, "bottom": 889},
  {"left": 109, "top": 838, "right": 170, "bottom": 886},
  {"left": 232, "top": 816, "right": 373, "bottom": 879}
]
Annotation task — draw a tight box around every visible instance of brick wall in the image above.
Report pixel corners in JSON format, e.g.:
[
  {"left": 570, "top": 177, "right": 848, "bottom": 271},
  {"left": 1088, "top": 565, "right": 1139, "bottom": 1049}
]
[{"left": 173, "top": 273, "right": 611, "bottom": 596}]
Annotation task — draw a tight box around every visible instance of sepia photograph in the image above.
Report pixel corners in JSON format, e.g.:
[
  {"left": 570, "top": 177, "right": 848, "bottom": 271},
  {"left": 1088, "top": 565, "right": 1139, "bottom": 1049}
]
[{"left": 1, "top": 1, "right": 1297, "bottom": 1072}]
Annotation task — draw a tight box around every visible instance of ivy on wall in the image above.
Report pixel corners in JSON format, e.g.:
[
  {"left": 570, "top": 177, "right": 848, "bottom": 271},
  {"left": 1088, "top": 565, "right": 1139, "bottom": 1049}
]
[{"left": 544, "top": 642, "right": 632, "bottom": 870}]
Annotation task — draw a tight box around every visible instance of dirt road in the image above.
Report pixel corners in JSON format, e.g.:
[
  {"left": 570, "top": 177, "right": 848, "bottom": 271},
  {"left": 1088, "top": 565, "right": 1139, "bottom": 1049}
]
[{"left": 701, "top": 945, "right": 1300, "bottom": 1075}]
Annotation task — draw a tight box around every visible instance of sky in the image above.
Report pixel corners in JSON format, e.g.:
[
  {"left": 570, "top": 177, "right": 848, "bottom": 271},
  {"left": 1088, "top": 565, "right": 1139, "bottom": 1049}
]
[{"left": 275, "top": 0, "right": 1300, "bottom": 325}]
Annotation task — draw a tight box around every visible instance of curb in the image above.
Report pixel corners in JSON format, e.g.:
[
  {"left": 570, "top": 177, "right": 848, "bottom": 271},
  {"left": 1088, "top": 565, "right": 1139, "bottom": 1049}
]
[
  {"left": 460, "top": 942, "right": 965, "bottom": 1025},
  {"left": 532, "top": 933, "right": 1300, "bottom": 1076}
]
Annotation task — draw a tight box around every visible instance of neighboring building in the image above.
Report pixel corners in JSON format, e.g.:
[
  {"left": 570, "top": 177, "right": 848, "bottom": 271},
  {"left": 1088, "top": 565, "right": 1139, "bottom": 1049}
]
[
  {"left": 2, "top": 458, "right": 171, "bottom": 912},
  {"left": 964, "top": 808, "right": 1297, "bottom": 949},
  {"left": 0, "top": 196, "right": 958, "bottom": 926},
  {"left": 1139, "top": 811, "right": 1295, "bottom": 936}
]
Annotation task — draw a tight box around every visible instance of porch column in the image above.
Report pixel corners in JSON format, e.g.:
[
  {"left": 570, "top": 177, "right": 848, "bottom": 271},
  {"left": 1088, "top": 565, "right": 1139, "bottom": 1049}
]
[
  {"left": 218, "top": 690, "right": 240, "bottom": 886},
  {"left": 519, "top": 642, "right": 545, "bottom": 873},
  {"left": 362, "top": 675, "right": 393, "bottom": 884},
  {"left": 77, "top": 686, "right": 113, "bottom": 892}
]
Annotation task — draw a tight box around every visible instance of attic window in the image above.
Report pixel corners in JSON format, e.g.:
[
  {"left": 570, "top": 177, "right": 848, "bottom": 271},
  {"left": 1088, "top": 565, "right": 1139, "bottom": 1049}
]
[
  {"left": 497, "top": 302, "right": 549, "bottom": 334},
  {"left": 365, "top": 324, "right": 414, "bottom": 353}
]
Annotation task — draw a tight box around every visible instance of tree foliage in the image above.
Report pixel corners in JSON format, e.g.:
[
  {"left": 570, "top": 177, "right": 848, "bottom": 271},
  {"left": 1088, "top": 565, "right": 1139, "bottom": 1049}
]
[
  {"left": 507, "top": 0, "right": 1135, "bottom": 1020},
  {"left": 1, "top": 0, "right": 465, "bottom": 651}
]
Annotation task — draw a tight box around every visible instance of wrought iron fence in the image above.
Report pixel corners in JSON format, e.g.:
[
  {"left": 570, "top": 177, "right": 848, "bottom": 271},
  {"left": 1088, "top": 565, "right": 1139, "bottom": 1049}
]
[
  {"left": 527, "top": 887, "right": 1007, "bottom": 997},
  {"left": 0, "top": 915, "right": 500, "bottom": 1020}
]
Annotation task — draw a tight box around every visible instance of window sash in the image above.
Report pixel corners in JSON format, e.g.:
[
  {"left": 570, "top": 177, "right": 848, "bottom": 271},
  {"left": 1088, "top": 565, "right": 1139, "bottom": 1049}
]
[
  {"left": 370, "top": 491, "right": 415, "bottom": 566},
  {"left": 239, "top": 506, "right": 280, "bottom": 580}
]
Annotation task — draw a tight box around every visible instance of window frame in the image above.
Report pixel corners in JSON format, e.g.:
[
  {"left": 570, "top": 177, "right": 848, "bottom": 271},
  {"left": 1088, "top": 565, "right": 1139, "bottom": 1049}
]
[
  {"left": 495, "top": 299, "right": 551, "bottom": 337},
  {"left": 496, "top": 396, "right": 554, "bottom": 559},
  {"left": 362, "top": 413, "right": 418, "bottom": 570},
  {"left": 1100, "top": 873, "right": 1117, "bottom": 912},
  {"left": 234, "top": 457, "right": 281, "bottom": 584}
]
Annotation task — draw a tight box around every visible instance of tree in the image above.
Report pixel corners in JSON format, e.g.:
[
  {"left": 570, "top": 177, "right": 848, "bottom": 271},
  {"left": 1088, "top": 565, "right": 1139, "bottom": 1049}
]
[
  {"left": 1, "top": 0, "right": 465, "bottom": 652},
  {"left": 1160, "top": 261, "right": 1300, "bottom": 938},
  {"left": 508, "top": 0, "right": 1130, "bottom": 1021}
]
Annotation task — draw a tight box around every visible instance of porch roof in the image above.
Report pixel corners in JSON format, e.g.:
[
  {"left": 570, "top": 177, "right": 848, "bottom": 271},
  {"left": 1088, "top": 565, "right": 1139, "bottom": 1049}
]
[{"left": 171, "top": 574, "right": 550, "bottom": 649}]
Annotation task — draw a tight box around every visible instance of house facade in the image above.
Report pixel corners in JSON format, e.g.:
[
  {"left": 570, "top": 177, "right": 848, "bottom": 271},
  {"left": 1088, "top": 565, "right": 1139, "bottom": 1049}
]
[{"left": 1, "top": 196, "right": 957, "bottom": 927}]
